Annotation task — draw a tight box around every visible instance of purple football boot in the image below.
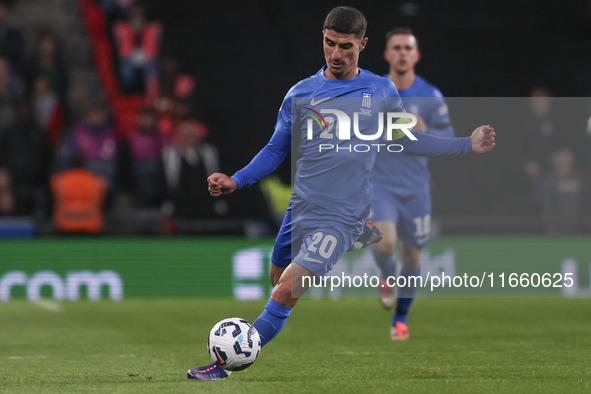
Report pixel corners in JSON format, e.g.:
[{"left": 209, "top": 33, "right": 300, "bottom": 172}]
[{"left": 187, "top": 363, "right": 232, "bottom": 380}]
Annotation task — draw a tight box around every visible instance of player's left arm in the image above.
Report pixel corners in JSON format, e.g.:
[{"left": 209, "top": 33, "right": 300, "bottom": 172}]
[
  {"left": 382, "top": 82, "right": 494, "bottom": 155},
  {"left": 398, "top": 125, "right": 495, "bottom": 155}
]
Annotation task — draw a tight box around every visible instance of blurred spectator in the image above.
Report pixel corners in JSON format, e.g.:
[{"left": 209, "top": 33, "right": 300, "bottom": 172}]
[
  {"left": 522, "top": 87, "right": 558, "bottom": 173},
  {"left": 112, "top": 3, "right": 162, "bottom": 95},
  {"left": 542, "top": 148, "right": 583, "bottom": 234},
  {"left": 163, "top": 119, "right": 224, "bottom": 218},
  {"left": 0, "top": 56, "right": 24, "bottom": 102},
  {"left": 122, "top": 106, "right": 168, "bottom": 206},
  {"left": 51, "top": 153, "right": 107, "bottom": 233},
  {"left": 102, "top": 0, "right": 135, "bottom": 21},
  {"left": 0, "top": 3, "right": 23, "bottom": 68},
  {"left": 61, "top": 104, "right": 118, "bottom": 190},
  {"left": 32, "top": 77, "right": 64, "bottom": 147},
  {"left": 159, "top": 57, "right": 196, "bottom": 100},
  {"left": 0, "top": 100, "right": 52, "bottom": 217},
  {"left": 32, "top": 78, "right": 56, "bottom": 128},
  {"left": 0, "top": 98, "right": 14, "bottom": 138},
  {"left": 158, "top": 97, "right": 191, "bottom": 137},
  {"left": 0, "top": 167, "right": 15, "bottom": 215},
  {"left": 520, "top": 87, "right": 561, "bottom": 211},
  {"left": 0, "top": 55, "right": 22, "bottom": 140},
  {"left": 158, "top": 57, "right": 178, "bottom": 98},
  {"left": 174, "top": 75, "right": 196, "bottom": 100},
  {"left": 25, "top": 31, "right": 68, "bottom": 103}
]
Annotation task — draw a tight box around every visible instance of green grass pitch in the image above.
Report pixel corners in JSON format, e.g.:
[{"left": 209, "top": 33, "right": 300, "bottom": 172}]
[{"left": 1, "top": 298, "right": 590, "bottom": 393}]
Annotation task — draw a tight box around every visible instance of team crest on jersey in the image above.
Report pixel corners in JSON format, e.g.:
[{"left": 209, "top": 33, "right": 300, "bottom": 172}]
[{"left": 361, "top": 93, "right": 372, "bottom": 116}]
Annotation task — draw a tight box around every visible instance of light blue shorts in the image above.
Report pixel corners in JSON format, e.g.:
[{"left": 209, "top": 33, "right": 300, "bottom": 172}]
[{"left": 271, "top": 194, "right": 364, "bottom": 278}]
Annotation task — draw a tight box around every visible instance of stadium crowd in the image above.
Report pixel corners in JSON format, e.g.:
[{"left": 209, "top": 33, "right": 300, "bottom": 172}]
[
  {"left": 0, "top": 0, "right": 237, "bottom": 235},
  {"left": 0, "top": 0, "right": 590, "bottom": 236}
]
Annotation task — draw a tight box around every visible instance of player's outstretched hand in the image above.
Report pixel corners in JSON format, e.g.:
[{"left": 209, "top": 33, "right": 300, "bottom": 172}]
[
  {"left": 470, "top": 125, "right": 496, "bottom": 153},
  {"left": 207, "top": 173, "right": 237, "bottom": 197}
]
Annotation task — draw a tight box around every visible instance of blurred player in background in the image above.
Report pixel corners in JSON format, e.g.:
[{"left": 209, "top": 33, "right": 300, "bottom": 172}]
[
  {"left": 371, "top": 28, "right": 455, "bottom": 340},
  {"left": 188, "top": 7, "right": 495, "bottom": 380}
]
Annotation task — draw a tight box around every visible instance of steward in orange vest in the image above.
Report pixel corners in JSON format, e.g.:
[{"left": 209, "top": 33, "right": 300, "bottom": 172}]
[{"left": 51, "top": 154, "right": 107, "bottom": 233}]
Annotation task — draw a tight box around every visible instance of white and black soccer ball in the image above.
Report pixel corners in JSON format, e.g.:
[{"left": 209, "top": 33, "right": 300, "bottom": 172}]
[{"left": 208, "top": 317, "right": 261, "bottom": 371}]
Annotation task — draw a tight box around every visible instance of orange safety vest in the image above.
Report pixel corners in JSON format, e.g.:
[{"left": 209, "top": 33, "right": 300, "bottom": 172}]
[
  {"left": 51, "top": 169, "right": 107, "bottom": 233},
  {"left": 112, "top": 21, "right": 162, "bottom": 60}
]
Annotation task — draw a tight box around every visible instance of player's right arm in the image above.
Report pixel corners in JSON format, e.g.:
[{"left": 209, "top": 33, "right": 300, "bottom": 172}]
[
  {"left": 207, "top": 129, "right": 291, "bottom": 196},
  {"left": 207, "top": 93, "right": 294, "bottom": 197}
]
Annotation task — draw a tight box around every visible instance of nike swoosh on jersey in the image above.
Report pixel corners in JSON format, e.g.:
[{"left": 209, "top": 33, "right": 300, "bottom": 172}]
[
  {"left": 310, "top": 97, "right": 331, "bottom": 106},
  {"left": 303, "top": 253, "right": 324, "bottom": 264}
]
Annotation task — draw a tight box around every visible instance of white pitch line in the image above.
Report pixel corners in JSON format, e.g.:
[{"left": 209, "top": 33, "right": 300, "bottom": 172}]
[
  {"left": 8, "top": 356, "right": 47, "bottom": 360},
  {"left": 335, "top": 351, "right": 372, "bottom": 355},
  {"left": 33, "top": 300, "right": 63, "bottom": 312}
]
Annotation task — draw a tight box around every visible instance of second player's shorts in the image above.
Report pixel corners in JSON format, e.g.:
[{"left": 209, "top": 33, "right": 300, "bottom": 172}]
[
  {"left": 271, "top": 193, "right": 364, "bottom": 278},
  {"left": 369, "top": 187, "right": 432, "bottom": 248}
]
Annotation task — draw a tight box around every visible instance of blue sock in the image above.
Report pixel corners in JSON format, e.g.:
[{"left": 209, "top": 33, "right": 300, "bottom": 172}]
[
  {"left": 253, "top": 299, "right": 292, "bottom": 347},
  {"left": 393, "top": 266, "right": 421, "bottom": 325},
  {"left": 372, "top": 249, "right": 396, "bottom": 279}
]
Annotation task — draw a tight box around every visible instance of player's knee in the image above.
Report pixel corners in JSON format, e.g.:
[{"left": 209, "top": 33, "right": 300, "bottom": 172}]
[
  {"left": 374, "top": 237, "right": 396, "bottom": 257},
  {"left": 270, "top": 278, "right": 293, "bottom": 306}
]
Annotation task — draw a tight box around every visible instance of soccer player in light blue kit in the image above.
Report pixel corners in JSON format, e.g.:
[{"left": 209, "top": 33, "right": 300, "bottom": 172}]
[
  {"left": 188, "top": 7, "right": 495, "bottom": 380},
  {"left": 371, "top": 28, "right": 456, "bottom": 340}
]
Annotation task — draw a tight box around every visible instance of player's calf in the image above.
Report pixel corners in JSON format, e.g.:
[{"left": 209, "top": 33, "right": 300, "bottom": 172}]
[{"left": 379, "top": 278, "right": 396, "bottom": 310}]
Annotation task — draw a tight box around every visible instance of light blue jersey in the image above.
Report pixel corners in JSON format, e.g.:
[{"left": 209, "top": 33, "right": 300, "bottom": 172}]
[
  {"left": 372, "top": 75, "right": 455, "bottom": 195},
  {"left": 276, "top": 66, "right": 408, "bottom": 219}
]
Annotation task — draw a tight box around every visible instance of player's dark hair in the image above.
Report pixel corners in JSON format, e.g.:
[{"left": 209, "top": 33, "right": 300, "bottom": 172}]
[
  {"left": 323, "top": 6, "right": 367, "bottom": 39},
  {"left": 385, "top": 27, "right": 419, "bottom": 48}
]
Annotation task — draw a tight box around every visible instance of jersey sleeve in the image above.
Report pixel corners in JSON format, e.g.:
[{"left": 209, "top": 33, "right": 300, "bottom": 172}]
[
  {"left": 381, "top": 80, "right": 467, "bottom": 154},
  {"left": 396, "top": 129, "right": 471, "bottom": 156},
  {"left": 425, "top": 89, "right": 455, "bottom": 138},
  {"left": 274, "top": 87, "right": 298, "bottom": 136},
  {"left": 231, "top": 130, "right": 291, "bottom": 189}
]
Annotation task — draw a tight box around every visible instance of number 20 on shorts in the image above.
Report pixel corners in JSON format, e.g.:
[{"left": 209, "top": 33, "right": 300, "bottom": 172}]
[{"left": 308, "top": 232, "right": 338, "bottom": 258}]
